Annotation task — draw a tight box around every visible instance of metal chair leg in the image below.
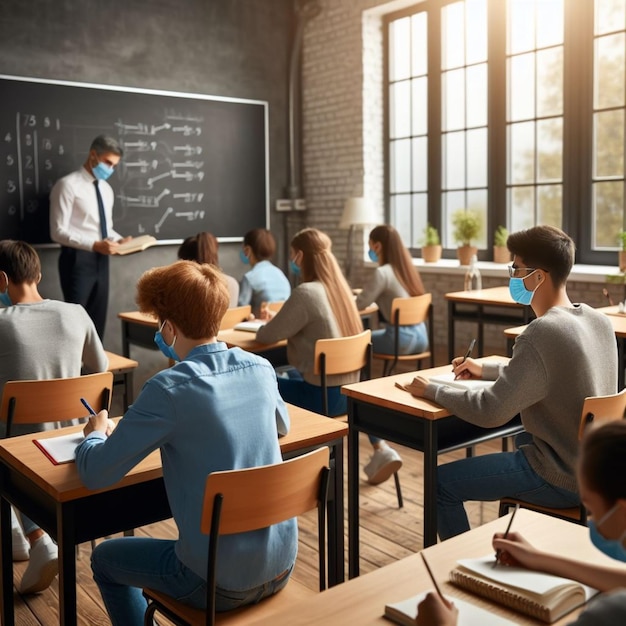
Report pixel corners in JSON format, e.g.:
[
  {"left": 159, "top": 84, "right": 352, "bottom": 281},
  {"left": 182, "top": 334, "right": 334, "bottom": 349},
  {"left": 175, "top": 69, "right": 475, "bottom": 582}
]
[{"left": 393, "top": 471, "right": 403, "bottom": 508}]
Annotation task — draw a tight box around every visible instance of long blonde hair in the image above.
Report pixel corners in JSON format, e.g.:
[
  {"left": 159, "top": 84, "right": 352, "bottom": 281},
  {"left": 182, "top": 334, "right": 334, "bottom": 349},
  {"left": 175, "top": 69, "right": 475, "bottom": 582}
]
[
  {"left": 369, "top": 224, "right": 425, "bottom": 296},
  {"left": 291, "top": 228, "right": 362, "bottom": 337}
]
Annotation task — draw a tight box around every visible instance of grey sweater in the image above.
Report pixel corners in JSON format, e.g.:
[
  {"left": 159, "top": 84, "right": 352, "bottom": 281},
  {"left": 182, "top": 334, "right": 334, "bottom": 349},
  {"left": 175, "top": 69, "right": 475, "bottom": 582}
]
[
  {"left": 256, "top": 281, "right": 360, "bottom": 387},
  {"left": 423, "top": 304, "right": 617, "bottom": 493},
  {"left": 355, "top": 264, "right": 409, "bottom": 322}
]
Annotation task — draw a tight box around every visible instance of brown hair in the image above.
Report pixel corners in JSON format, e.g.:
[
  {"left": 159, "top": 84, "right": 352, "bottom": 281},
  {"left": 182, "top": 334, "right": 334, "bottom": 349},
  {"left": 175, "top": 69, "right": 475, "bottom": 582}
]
[
  {"left": 579, "top": 421, "right": 626, "bottom": 505},
  {"left": 507, "top": 225, "right": 575, "bottom": 288},
  {"left": 243, "top": 228, "right": 276, "bottom": 260},
  {"left": 369, "top": 225, "right": 425, "bottom": 296},
  {"left": 177, "top": 232, "right": 219, "bottom": 266},
  {"left": 291, "top": 228, "right": 362, "bottom": 337},
  {"left": 0, "top": 240, "right": 41, "bottom": 284},
  {"left": 136, "top": 261, "right": 229, "bottom": 339}
]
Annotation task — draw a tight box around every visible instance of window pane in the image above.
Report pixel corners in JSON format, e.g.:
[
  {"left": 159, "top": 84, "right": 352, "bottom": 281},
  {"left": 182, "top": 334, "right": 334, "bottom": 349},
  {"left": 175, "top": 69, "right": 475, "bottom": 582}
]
[
  {"left": 595, "top": 110, "right": 625, "bottom": 177},
  {"left": 412, "top": 137, "right": 428, "bottom": 191},
  {"left": 466, "top": 64, "right": 487, "bottom": 127},
  {"left": 509, "top": 53, "right": 536, "bottom": 121},
  {"left": 595, "top": 33, "right": 626, "bottom": 109},
  {"left": 593, "top": 181, "right": 624, "bottom": 247},
  {"left": 443, "top": 190, "right": 467, "bottom": 247},
  {"left": 466, "top": 0, "right": 488, "bottom": 65},
  {"left": 467, "top": 128, "right": 487, "bottom": 187},
  {"left": 411, "top": 12, "right": 428, "bottom": 76},
  {"left": 508, "top": 0, "right": 535, "bottom": 55},
  {"left": 596, "top": 0, "right": 626, "bottom": 36},
  {"left": 412, "top": 193, "right": 428, "bottom": 246},
  {"left": 509, "top": 121, "right": 536, "bottom": 184},
  {"left": 390, "top": 81, "right": 411, "bottom": 139},
  {"left": 443, "top": 131, "right": 465, "bottom": 189},
  {"left": 509, "top": 187, "right": 535, "bottom": 231},
  {"left": 390, "top": 194, "right": 412, "bottom": 244},
  {"left": 391, "top": 139, "right": 411, "bottom": 193},
  {"left": 536, "top": 47, "right": 563, "bottom": 117},
  {"left": 390, "top": 17, "right": 411, "bottom": 81},
  {"left": 536, "top": 1, "right": 564, "bottom": 49},
  {"left": 442, "top": 1, "right": 465, "bottom": 70},
  {"left": 537, "top": 184, "right": 562, "bottom": 226},
  {"left": 537, "top": 118, "right": 563, "bottom": 182},
  {"left": 412, "top": 77, "right": 428, "bottom": 136},
  {"left": 443, "top": 69, "right": 465, "bottom": 131},
  {"left": 466, "top": 189, "right": 488, "bottom": 248}
]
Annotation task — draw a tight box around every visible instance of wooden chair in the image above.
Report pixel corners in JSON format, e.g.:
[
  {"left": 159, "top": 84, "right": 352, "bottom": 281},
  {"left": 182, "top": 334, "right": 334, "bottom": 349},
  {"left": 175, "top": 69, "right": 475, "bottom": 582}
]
[
  {"left": 314, "top": 330, "right": 403, "bottom": 509},
  {"left": 142, "top": 447, "right": 330, "bottom": 626},
  {"left": 499, "top": 388, "right": 626, "bottom": 523},
  {"left": 219, "top": 305, "right": 252, "bottom": 331},
  {"left": 373, "top": 294, "right": 435, "bottom": 376}
]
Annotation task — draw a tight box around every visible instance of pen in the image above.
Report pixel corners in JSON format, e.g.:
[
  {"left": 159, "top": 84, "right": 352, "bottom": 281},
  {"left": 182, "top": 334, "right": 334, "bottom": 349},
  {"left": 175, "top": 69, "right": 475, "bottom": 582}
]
[
  {"left": 80, "top": 398, "right": 97, "bottom": 416},
  {"left": 454, "top": 338, "right": 476, "bottom": 380},
  {"left": 421, "top": 552, "right": 446, "bottom": 601},
  {"left": 493, "top": 503, "right": 520, "bottom": 567}
]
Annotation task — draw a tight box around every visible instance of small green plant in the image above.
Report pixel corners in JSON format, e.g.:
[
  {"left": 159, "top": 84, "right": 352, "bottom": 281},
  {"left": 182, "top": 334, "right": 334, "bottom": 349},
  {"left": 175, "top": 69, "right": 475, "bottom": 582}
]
[
  {"left": 619, "top": 231, "right": 626, "bottom": 251},
  {"left": 422, "top": 223, "right": 440, "bottom": 246},
  {"left": 451, "top": 209, "right": 481, "bottom": 246},
  {"left": 494, "top": 225, "right": 509, "bottom": 247}
]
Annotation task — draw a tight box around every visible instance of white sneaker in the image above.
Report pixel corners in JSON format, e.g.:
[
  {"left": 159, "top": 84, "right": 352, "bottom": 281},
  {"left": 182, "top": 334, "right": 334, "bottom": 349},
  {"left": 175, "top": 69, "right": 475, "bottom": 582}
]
[
  {"left": 11, "top": 508, "right": 29, "bottom": 562},
  {"left": 364, "top": 446, "right": 403, "bottom": 485},
  {"left": 19, "top": 534, "right": 58, "bottom": 594}
]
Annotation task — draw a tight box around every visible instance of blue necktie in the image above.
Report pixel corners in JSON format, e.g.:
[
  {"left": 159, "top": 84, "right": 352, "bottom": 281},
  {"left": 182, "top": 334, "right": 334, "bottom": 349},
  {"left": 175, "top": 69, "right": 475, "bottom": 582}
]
[{"left": 94, "top": 180, "right": 108, "bottom": 240}]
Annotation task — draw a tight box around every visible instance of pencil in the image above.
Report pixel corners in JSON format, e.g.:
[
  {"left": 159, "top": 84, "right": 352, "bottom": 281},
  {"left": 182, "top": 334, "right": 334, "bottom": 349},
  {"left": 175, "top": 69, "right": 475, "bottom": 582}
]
[
  {"left": 421, "top": 552, "right": 445, "bottom": 601},
  {"left": 493, "top": 503, "right": 520, "bottom": 567}
]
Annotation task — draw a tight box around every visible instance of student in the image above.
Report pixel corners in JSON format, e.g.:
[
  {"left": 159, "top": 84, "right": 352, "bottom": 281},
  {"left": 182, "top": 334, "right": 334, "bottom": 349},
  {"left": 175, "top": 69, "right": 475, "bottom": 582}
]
[
  {"left": 416, "top": 421, "right": 626, "bottom": 625},
  {"left": 177, "top": 231, "right": 239, "bottom": 306},
  {"left": 256, "top": 227, "right": 403, "bottom": 484},
  {"left": 75, "top": 261, "right": 293, "bottom": 626},
  {"left": 406, "top": 225, "right": 618, "bottom": 539},
  {"left": 356, "top": 224, "right": 428, "bottom": 356},
  {"left": 238, "top": 228, "right": 291, "bottom": 317},
  {"left": 0, "top": 240, "right": 108, "bottom": 594}
]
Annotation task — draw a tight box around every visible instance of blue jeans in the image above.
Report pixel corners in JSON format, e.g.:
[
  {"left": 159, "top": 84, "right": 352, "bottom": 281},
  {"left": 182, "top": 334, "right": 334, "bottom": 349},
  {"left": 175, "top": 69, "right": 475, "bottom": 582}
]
[
  {"left": 437, "top": 437, "right": 580, "bottom": 540},
  {"left": 371, "top": 322, "right": 428, "bottom": 355},
  {"left": 91, "top": 537, "right": 292, "bottom": 626}
]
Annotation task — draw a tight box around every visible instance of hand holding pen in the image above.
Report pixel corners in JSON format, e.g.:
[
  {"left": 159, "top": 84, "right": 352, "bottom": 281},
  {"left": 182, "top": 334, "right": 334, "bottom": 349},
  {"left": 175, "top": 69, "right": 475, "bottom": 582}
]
[
  {"left": 416, "top": 553, "right": 458, "bottom": 626},
  {"left": 452, "top": 338, "right": 476, "bottom": 380},
  {"left": 493, "top": 503, "right": 519, "bottom": 567},
  {"left": 80, "top": 398, "right": 115, "bottom": 437}
]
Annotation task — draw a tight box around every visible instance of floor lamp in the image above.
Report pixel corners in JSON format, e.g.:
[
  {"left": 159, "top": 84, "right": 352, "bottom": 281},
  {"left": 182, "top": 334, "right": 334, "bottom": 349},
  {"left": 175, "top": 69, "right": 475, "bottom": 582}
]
[{"left": 339, "top": 197, "right": 376, "bottom": 285}]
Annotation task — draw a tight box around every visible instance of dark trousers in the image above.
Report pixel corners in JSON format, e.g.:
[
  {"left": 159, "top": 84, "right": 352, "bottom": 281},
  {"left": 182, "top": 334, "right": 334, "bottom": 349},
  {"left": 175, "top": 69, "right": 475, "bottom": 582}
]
[{"left": 59, "top": 247, "right": 109, "bottom": 339}]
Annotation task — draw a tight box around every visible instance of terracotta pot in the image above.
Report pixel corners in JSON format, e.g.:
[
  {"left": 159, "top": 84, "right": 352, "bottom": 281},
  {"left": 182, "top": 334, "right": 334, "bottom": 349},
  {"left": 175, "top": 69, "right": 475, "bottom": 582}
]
[
  {"left": 457, "top": 245, "right": 478, "bottom": 266},
  {"left": 421, "top": 244, "right": 442, "bottom": 263},
  {"left": 493, "top": 246, "right": 511, "bottom": 264},
  {"left": 619, "top": 251, "right": 626, "bottom": 272}
]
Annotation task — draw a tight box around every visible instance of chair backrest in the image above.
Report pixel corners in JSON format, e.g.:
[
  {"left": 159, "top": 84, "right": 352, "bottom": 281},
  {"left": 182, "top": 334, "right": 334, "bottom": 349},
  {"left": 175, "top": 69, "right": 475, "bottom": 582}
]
[
  {"left": 201, "top": 447, "right": 330, "bottom": 621},
  {"left": 266, "top": 301, "right": 284, "bottom": 313},
  {"left": 219, "top": 305, "right": 252, "bottom": 331},
  {"left": 578, "top": 388, "right": 626, "bottom": 440},
  {"left": 0, "top": 372, "right": 114, "bottom": 437},
  {"left": 390, "top": 293, "right": 432, "bottom": 326}
]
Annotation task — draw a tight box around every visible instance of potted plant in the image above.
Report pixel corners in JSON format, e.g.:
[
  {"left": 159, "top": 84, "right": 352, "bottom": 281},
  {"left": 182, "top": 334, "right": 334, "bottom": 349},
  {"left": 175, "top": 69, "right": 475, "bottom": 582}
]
[
  {"left": 493, "top": 225, "right": 511, "bottom": 264},
  {"left": 451, "top": 209, "right": 481, "bottom": 266},
  {"left": 420, "top": 223, "right": 442, "bottom": 263},
  {"left": 619, "top": 232, "right": 626, "bottom": 272}
]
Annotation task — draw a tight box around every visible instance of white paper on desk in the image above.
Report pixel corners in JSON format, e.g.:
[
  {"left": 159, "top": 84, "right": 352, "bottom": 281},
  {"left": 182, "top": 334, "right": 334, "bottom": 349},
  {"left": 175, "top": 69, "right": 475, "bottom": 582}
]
[
  {"left": 384, "top": 591, "right": 515, "bottom": 625},
  {"left": 233, "top": 320, "right": 266, "bottom": 332},
  {"left": 33, "top": 432, "right": 84, "bottom": 465},
  {"left": 428, "top": 372, "right": 495, "bottom": 390}
]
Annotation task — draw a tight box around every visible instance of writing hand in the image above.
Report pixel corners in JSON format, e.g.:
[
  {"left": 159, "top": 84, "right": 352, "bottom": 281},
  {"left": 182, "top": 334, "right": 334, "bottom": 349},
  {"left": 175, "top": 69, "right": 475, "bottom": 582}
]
[
  {"left": 451, "top": 356, "right": 482, "bottom": 380},
  {"left": 258, "top": 302, "right": 276, "bottom": 321},
  {"left": 492, "top": 531, "right": 539, "bottom": 569},
  {"left": 416, "top": 592, "right": 458, "bottom": 626},
  {"left": 83, "top": 409, "right": 114, "bottom": 437}
]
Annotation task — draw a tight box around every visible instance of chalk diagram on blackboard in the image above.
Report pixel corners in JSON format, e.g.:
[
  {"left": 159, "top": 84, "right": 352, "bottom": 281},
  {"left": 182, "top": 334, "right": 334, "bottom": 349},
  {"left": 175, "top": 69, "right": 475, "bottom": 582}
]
[{"left": 0, "top": 75, "right": 269, "bottom": 244}]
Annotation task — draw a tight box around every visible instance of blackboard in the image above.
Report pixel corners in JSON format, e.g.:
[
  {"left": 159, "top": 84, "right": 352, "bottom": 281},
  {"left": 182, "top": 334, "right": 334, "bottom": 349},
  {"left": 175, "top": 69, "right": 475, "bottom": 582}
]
[{"left": 0, "top": 75, "right": 269, "bottom": 244}]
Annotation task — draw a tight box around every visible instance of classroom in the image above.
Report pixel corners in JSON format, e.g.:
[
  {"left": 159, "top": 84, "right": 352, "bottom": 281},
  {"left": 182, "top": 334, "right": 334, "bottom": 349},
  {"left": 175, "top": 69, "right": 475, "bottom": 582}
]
[{"left": 1, "top": 0, "right": 626, "bottom": 624}]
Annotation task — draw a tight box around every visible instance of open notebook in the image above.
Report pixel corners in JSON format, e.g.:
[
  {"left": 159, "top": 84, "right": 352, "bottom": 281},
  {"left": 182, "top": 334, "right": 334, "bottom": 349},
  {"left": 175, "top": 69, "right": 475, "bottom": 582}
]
[
  {"left": 396, "top": 373, "right": 494, "bottom": 395},
  {"left": 233, "top": 320, "right": 266, "bottom": 332},
  {"left": 33, "top": 432, "right": 84, "bottom": 465},
  {"left": 449, "top": 556, "right": 598, "bottom": 623},
  {"left": 385, "top": 591, "right": 515, "bottom": 625}
]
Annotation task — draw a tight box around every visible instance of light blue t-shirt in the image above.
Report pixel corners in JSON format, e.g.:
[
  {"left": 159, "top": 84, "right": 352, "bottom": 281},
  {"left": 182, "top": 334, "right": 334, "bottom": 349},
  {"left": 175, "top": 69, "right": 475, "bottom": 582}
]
[
  {"left": 75, "top": 342, "right": 296, "bottom": 591},
  {"left": 238, "top": 260, "right": 291, "bottom": 316}
]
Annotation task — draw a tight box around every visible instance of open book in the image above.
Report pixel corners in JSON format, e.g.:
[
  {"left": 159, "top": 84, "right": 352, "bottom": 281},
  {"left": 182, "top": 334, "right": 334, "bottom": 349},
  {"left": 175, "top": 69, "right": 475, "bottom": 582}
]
[
  {"left": 113, "top": 235, "right": 157, "bottom": 256},
  {"left": 233, "top": 320, "right": 266, "bottom": 333},
  {"left": 385, "top": 591, "right": 516, "bottom": 625},
  {"left": 33, "top": 432, "right": 84, "bottom": 465},
  {"left": 449, "top": 556, "right": 598, "bottom": 623}
]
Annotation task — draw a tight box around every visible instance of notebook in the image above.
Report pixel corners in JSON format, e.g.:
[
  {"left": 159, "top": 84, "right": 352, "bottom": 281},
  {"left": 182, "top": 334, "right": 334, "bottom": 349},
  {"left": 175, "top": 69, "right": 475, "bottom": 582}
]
[
  {"left": 233, "top": 320, "right": 266, "bottom": 332},
  {"left": 112, "top": 235, "right": 157, "bottom": 256},
  {"left": 384, "top": 591, "right": 516, "bottom": 625},
  {"left": 33, "top": 432, "right": 84, "bottom": 465},
  {"left": 427, "top": 372, "right": 495, "bottom": 390},
  {"left": 449, "top": 556, "right": 598, "bottom": 623}
]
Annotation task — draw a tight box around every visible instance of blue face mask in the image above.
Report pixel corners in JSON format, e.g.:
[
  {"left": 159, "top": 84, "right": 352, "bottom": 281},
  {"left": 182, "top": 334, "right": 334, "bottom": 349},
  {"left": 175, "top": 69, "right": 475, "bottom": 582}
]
[
  {"left": 0, "top": 273, "right": 11, "bottom": 307},
  {"left": 239, "top": 249, "right": 250, "bottom": 265},
  {"left": 509, "top": 276, "right": 537, "bottom": 306},
  {"left": 368, "top": 249, "right": 379, "bottom": 263},
  {"left": 289, "top": 259, "right": 301, "bottom": 276},
  {"left": 154, "top": 321, "right": 180, "bottom": 361},
  {"left": 588, "top": 504, "right": 626, "bottom": 562},
  {"left": 92, "top": 161, "right": 114, "bottom": 181}
]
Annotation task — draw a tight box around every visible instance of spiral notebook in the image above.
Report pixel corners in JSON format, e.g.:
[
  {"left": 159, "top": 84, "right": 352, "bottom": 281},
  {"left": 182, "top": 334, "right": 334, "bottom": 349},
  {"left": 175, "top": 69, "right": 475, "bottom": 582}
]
[{"left": 449, "top": 556, "right": 598, "bottom": 623}]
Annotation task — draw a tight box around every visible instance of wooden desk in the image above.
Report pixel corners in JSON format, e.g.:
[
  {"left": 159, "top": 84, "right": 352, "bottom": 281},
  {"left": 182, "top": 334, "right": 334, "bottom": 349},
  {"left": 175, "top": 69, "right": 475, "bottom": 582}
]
[
  {"left": 245, "top": 509, "right": 615, "bottom": 625},
  {"left": 342, "top": 357, "right": 524, "bottom": 577},
  {"left": 445, "top": 286, "right": 532, "bottom": 361},
  {"left": 0, "top": 405, "right": 347, "bottom": 626}
]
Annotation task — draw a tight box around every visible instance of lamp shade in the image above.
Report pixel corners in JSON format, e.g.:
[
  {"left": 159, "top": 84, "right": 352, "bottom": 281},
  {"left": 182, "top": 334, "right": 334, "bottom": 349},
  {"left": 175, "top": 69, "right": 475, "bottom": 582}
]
[{"left": 339, "top": 197, "right": 377, "bottom": 229}]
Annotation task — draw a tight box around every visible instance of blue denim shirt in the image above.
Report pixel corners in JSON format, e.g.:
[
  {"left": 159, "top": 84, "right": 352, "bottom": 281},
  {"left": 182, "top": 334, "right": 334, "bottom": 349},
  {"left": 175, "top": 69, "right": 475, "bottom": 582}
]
[
  {"left": 75, "top": 342, "right": 296, "bottom": 591},
  {"left": 238, "top": 260, "right": 291, "bottom": 316}
]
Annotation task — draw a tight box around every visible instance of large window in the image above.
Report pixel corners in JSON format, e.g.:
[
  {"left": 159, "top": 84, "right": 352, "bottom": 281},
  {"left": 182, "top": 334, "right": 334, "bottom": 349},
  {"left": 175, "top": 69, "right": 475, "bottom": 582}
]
[{"left": 385, "top": 0, "right": 625, "bottom": 264}]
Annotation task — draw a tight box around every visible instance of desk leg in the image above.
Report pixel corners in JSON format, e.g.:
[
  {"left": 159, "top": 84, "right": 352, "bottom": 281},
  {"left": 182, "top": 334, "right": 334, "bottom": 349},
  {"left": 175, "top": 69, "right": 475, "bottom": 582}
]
[
  {"left": 0, "top": 495, "right": 14, "bottom": 626},
  {"left": 423, "top": 421, "right": 438, "bottom": 547},
  {"left": 447, "top": 301, "right": 455, "bottom": 362},
  {"left": 57, "top": 503, "right": 77, "bottom": 626},
  {"left": 348, "top": 399, "right": 360, "bottom": 579},
  {"left": 121, "top": 321, "right": 131, "bottom": 358},
  {"left": 327, "top": 439, "right": 344, "bottom": 587},
  {"left": 477, "top": 305, "right": 485, "bottom": 357},
  {"left": 619, "top": 337, "right": 625, "bottom": 392}
]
